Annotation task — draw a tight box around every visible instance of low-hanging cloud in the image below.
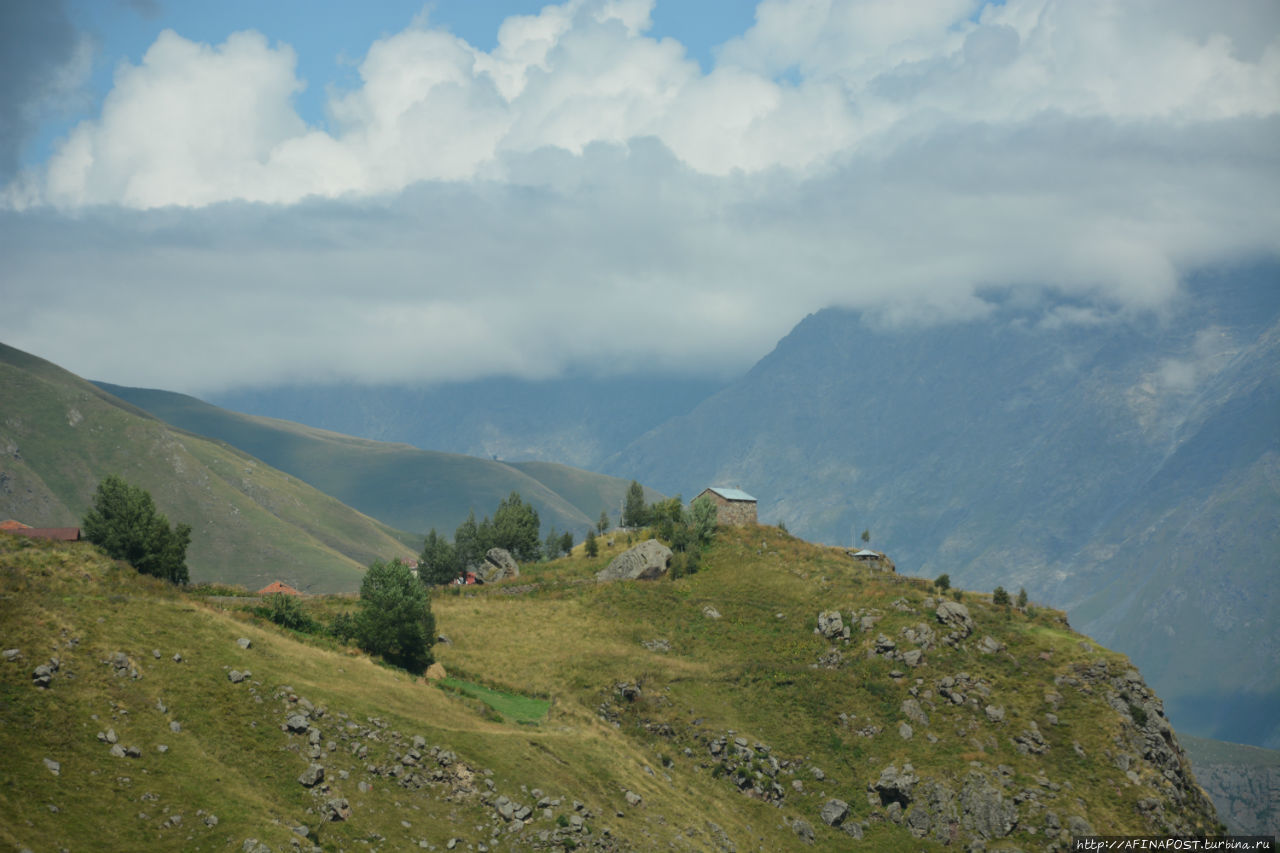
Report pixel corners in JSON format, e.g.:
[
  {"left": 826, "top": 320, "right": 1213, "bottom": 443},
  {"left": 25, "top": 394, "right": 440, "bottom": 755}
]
[{"left": 1, "top": 0, "right": 1278, "bottom": 393}]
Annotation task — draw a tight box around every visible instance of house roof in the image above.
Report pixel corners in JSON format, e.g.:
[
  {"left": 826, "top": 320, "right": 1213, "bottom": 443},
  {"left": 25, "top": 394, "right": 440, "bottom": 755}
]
[
  {"left": 258, "top": 581, "right": 303, "bottom": 596},
  {"left": 705, "top": 487, "right": 757, "bottom": 502},
  {"left": 852, "top": 549, "right": 879, "bottom": 557},
  {"left": 5, "top": 527, "right": 81, "bottom": 541},
  {"left": 0, "top": 520, "right": 32, "bottom": 530}
]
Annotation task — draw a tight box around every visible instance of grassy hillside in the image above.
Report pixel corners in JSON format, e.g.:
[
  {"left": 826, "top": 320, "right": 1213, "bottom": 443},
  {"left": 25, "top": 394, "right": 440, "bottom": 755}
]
[
  {"left": 97, "top": 383, "right": 648, "bottom": 539},
  {"left": 0, "top": 344, "right": 416, "bottom": 592},
  {"left": 0, "top": 528, "right": 1220, "bottom": 851}
]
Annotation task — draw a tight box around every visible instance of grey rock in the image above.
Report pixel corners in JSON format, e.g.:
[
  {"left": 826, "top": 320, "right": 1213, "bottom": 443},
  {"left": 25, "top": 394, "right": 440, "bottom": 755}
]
[
  {"left": 816, "top": 610, "right": 844, "bottom": 639},
  {"left": 298, "top": 763, "right": 325, "bottom": 787},
  {"left": 596, "top": 539, "right": 672, "bottom": 582},
  {"left": 204, "top": 814, "right": 219, "bottom": 827},
  {"left": 43, "top": 757, "right": 60, "bottom": 775},
  {"left": 935, "top": 601, "right": 974, "bottom": 637},
  {"left": 872, "top": 764, "right": 918, "bottom": 806},
  {"left": 169, "top": 721, "right": 181, "bottom": 733},
  {"left": 323, "top": 797, "right": 351, "bottom": 821},
  {"left": 286, "top": 713, "right": 310, "bottom": 733},
  {"left": 2, "top": 648, "right": 21, "bottom": 662},
  {"left": 624, "top": 790, "right": 642, "bottom": 806},
  {"left": 819, "top": 798, "right": 849, "bottom": 827},
  {"left": 899, "top": 722, "right": 914, "bottom": 740},
  {"left": 1067, "top": 815, "right": 1094, "bottom": 837},
  {"left": 171, "top": 653, "right": 182, "bottom": 663},
  {"left": 478, "top": 548, "right": 520, "bottom": 583},
  {"left": 702, "top": 605, "right": 722, "bottom": 620},
  {"left": 902, "top": 649, "right": 923, "bottom": 667},
  {"left": 227, "top": 669, "right": 250, "bottom": 683},
  {"left": 104, "top": 727, "right": 119, "bottom": 744},
  {"left": 791, "top": 819, "right": 815, "bottom": 844},
  {"left": 906, "top": 779, "right": 958, "bottom": 841},
  {"left": 901, "top": 697, "right": 930, "bottom": 727},
  {"left": 236, "top": 637, "right": 251, "bottom": 650},
  {"left": 977, "top": 635, "right": 1005, "bottom": 654},
  {"left": 959, "top": 771, "right": 1018, "bottom": 838},
  {"left": 985, "top": 705, "right": 1006, "bottom": 723},
  {"left": 109, "top": 744, "right": 126, "bottom": 758}
]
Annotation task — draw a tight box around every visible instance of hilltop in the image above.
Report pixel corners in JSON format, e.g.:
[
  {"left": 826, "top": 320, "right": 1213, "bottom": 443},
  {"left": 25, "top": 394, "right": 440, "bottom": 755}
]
[
  {"left": 0, "top": 343, "right": 415, "bottom": 592},
  {"left": 0, "top": 527, "right": 1219, "bottom": 851}
]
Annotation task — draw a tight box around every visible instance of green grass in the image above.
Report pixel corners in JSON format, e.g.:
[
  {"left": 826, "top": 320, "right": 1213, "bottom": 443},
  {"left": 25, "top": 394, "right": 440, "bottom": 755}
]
[{"left": 436, "top": 677, "right": 551, "bottom": 724}]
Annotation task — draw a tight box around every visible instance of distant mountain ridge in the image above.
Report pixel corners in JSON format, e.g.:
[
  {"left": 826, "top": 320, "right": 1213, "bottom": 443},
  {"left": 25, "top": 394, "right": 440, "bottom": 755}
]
[
  {"left": 0, "top": 343, "right": 416, "bottom": 592},
  {"left": 94, "top": 382, "right": 655, "bottom": 542}
]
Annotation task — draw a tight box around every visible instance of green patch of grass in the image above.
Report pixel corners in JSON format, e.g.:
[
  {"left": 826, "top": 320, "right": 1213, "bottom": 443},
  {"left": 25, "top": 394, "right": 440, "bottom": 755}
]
[{"left": 436, "top": 677, "right": 551, "bottom": 724}]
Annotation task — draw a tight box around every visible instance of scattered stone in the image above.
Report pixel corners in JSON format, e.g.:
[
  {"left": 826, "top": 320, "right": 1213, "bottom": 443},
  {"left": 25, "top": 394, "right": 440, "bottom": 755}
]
[
  {"left": 2, "top": 648, "right": 21, "bottom": 662},
  {"left": 642, "top": 638, "right": 672, "bottom": 652},
  {"left": 872, "top": 764, "right": 917, "bottom": 807},
  {"left": 791, "top": 819, "right": 815, "bottom": 844},
  {"left": 169, "top": 721, "right": 181, "bottom": 733},
  {"left": 816, "top": 611, "right": 845, "bottom": 639},
  {"left": 204, "top": 814, "right": 219, "bottom": 827},
  {"left": 236, "top": 638, "right": 252, "bottom": 650},
  {"left": 901, "top": 698, "right": 930, "bottom": 727},
  {"left": 899, "top": 722, "right": 914, "bottom": 740},
  {"left": 152, "top": 649, "right": 161, "bottom": 659},
  {"left": 985, "top": 705, "right": 1006, "bottom": 723},
  {"left": 596, "top": 539, "right": 672, "bottom": 582},
  {"left": 624, "top": 790, "right": 642, "bottom": 807},
  {"left": 702, "top": 605, "right": 722, "bottom": 620},
  {"left": 172, "top": 653, "right": 182, "bottom": 663},
  {"left": 298, "top": 763, "right": 325, "bottom": 787},
  {"left": 819, "top": 799, "right": 849, "bottom": 827},
  {"left": 285, "top": 714, "right": 310, "bottom": 733},
  {"left": 977, "top": 635, "right": 1005, "bottom": 654},
  {"left": 323, "top": 797, "right": 351, "bottom": 821},
  {"left": 43, "top": 757, "right": 60, "bottom": 775},
  {"left": 227, "top": 669, "right": 251, "bottom": 683},
  {"left": 935, "top": 600, "right": 974, "bottom": 638}
]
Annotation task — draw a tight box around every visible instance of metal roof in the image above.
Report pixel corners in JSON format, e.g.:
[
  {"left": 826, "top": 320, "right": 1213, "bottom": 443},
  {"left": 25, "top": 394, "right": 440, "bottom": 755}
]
[
  {"left": 706, "top": 487, "right": 756, "bottom": 502},
  {"left": 852, "top": 549, "right": 879, "bottom": 557}
]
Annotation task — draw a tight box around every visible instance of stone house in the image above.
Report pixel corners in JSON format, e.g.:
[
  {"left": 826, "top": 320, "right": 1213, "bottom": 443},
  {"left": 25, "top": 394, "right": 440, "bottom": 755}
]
[{"left": 695, "top": 487, "right": 758, "bottom": 527}]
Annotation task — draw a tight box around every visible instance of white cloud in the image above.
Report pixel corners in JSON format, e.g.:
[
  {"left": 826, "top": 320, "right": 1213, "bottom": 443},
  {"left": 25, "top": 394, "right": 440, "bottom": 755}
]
[{"left": 1, "top": 0, "right": 1278, "bottom": 391}]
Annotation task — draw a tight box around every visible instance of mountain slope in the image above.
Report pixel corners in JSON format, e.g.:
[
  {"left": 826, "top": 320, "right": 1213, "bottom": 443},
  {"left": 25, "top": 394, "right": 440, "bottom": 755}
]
[
  {"left": 0, "top": 343, "right": 416, "bottom": 591},
  {"left": 603, "top": 264, "right": 1280, "bottom": 748},
  {"left": 0, "top": 530, "right": 1221, "bottom": 852},
  {"left": 94, "top": 382, "right": 648, "bottom": 539},
  {"left": 209, "top": 374, "right": 726, "bottom": 469}
]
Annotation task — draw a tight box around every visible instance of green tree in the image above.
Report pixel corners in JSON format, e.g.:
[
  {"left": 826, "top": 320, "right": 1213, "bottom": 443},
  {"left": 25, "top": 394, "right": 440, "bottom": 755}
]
[
  {"left": 596, "top": 510, "right": 610, "bottom": 534},
  {"left": 934, "top": 573, "right": 951, "bottom": 592},
  {"left": 622, "top": 480, "right": 648, "bottom": 528},
  {"left": 584, "top": 528, "right": 599, "bottom": 558},
  {"left": 1016, "top": 587, "right": 1028, "bottom": 609},
  {"left": 992, "top": 586, "right": 1011, "bottom": 606},
  {"left": 453, "top": 511, "right": 492, "bottom": 569},
  {"left": 419, "top": 529, "right": 459, "bottom": 585},
  {"left": 861, "top": 528, "right": 871, "bottom": 546},
  {"left": 257, "top": 593, "right": 319, "bottom": 633},
  {"left": 689, "top": 496, "right": 718, "bottom": 548},
  {"left": 544, "top": 526, "right": 562, "bottom": 560},
  {"left": 559, "top": 530, "right": 573, "bottom": 556},
  {"left": 493, "top": 492, "right": 541, "bottom": 562},
  {"left": 82, "top": 475, "right": 191, "bottom": 584},
  {"left": 355, "top": 559, "right": 435, "bottom": 673}
]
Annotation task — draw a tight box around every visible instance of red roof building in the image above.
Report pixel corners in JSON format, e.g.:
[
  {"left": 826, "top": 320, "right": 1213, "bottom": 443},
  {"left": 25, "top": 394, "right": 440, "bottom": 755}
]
[
  {"left": 1, "top": 522, "right": 81, "bottom": 541},
  {"left": 258, "top": 581, "right": 303, "bottom": 596}
]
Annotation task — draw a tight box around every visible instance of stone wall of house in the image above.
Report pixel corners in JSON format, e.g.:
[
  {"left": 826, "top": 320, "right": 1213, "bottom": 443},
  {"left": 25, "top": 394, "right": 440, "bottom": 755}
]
[{"left": 702, "top": 493, "right": 757, "bottom": 527}]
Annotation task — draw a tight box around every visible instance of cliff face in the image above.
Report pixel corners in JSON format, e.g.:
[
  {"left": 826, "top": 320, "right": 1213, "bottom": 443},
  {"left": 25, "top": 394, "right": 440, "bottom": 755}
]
[{"left": 1182, "top": 735, "right": 1280, "bottom": 837}]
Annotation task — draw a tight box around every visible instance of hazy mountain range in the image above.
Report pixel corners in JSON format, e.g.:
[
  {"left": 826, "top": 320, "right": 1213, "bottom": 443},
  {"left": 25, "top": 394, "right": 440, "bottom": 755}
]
[{"left": 206, "top": 263, "right": 1279, "bottom": 750}]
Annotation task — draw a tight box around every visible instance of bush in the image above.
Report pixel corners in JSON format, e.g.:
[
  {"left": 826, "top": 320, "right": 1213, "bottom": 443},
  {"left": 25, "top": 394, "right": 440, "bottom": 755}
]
[
  {"left": 329, "top": 611, "right": 357, "bottom": 643},
  {"left": 992, "top": 586, "right": 1011, "bottom": 606},
  {"left": 256, "top": 593, "right": 319, "bottom": 633},
  {"left": 82, "top": 475, "right": 191, "bottom": 584},
  {"left": 934, "top": 573, "right": 951, "bottom": 592},
  {"left": 355, "top": 559, "right": 436, "bottom": 674}
]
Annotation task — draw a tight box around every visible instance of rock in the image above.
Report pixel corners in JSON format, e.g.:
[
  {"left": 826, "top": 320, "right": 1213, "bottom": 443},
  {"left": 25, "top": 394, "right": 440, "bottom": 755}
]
[
  {"left": 227, "top": 669, "right": 250, "bottom": 683},
  {"left": 169, "top": 721, "right": 181, "bottom": 733},
  {"left": 1067, "top": 815, "right": 1094, "bottom": 837},
  {"left": 478, "top": 548, "right": 520, "bottom": 583},
  {"left": 816, "top": 610, "right": 844, "bottom": 639},
  {"left": 323, "top": 797, "right": 351, "bottom": 821},
  {"left": 624, "top": 790, "right": 642, "bottom": 806},
  {"left": 43, "top": 757, "right": 60, "bottom": 775},
  {"left": 819, "top": 799, "right": 849, "bottom": 827},
  {"left": 702, "top": 605, "right": 722, "bottom": 620},
  {"left": 172, "top": 653, "right": 182, "bottom": 663},
  {"left": 872, "top": 764, "right": 917, "bottom": 807},
  {"left": 3, "top": 648, "right": 21, "bottom": 662},
  {"left": 285, "top": 714, "right": 310, "bottom": 733},
  {"left": 104, "top": 728, "right": 119, "bottom": 744},
  {"left": 298, "top": 763, "right": 325, "bottom": 787},
  {"left": 32, "top": 663, "right": 53, "bottom": 688},
  {"left": 935, "top": 601, "right": 974, "bottom": 637},
  {"left": 236, "top": 638, "right": 251, "bottom": 650},
  {"left": 959, "top": 771, "right": 1018, "bottom": 839},
  {"left": 109, "top": 744, "right": 126, "bottom": 758},
  {"left": 791, "top": 819, "right": 815, "bottom": 844},
  {"left": 596, "top": 539, "right": 672, "bottom": 582},
  {"left": 985, "top": 705, "right": 1006, "bottom": 723},
  {"left": 899, "top": 722, "right": 914, "bottom": 740},
  {"left": 902, "top": 649, "right": 923, "bottom": 667},
  {"left": 901, "top": 698, "right": 930, "bottom": 727},
  {"left": 977, "top": 635, "right": 1005, "bottom": 654}
]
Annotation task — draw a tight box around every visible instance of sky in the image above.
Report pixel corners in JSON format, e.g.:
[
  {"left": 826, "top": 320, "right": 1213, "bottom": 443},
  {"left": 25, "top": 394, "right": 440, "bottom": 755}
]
[{"left": 1, "top": 0, "right": 1278, "bottom": 394}]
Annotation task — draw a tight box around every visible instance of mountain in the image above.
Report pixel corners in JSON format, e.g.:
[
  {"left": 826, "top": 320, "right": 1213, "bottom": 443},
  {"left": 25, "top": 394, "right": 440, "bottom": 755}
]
[
  {"left": 208, "top": 374, "right": 725, "bottom": 469},
  {"left": 1181, "top": 735, "right": 1280, "bottom": 837},
  {"left": 0, "top": 343, "right": 416, "bottom": 592},
  {"left": 603, "top": 264, "right": 1280, "bottom": 749},
  {"left": 93, "top": 382, "right": 656, "bottom": 540},
  {"left": 1, "top": 528, "right": 1221, "bottom": 851}
]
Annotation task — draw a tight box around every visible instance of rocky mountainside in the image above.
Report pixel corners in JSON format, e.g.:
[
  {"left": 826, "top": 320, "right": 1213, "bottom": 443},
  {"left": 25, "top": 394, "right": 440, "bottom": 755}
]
[
  {"left": 603, "top": 264, "right": 1280, "bottom": 750},
  {"left": 1, "top": 528, "right": 1220, "bottom": 851},
  {"left": 1181, "top": 735, "right": 1280, "bottom": 837},
  {"left": 0, "top": 343, "right": 415, "bottom": 592}
]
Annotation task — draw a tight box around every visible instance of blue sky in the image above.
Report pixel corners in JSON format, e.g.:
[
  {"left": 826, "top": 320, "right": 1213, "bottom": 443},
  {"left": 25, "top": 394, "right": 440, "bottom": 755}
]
[{"left": 1, "top": 0, "right": 1277, "bottom": 392}]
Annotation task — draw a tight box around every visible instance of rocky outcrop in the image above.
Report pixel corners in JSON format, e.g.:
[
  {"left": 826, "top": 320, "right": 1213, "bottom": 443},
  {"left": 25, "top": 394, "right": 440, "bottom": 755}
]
[
  {"left": 595, "top": 539, "right": 671, "bottom": 582},
  {"left": 934, "top": 601, "right": 973, "bottom": 640},
  {"left": 478, "top": 548, "right": 519, "bottom": 583}
]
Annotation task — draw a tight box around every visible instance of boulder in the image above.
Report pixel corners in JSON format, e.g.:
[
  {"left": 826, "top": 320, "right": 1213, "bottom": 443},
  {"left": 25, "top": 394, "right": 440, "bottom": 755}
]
[
  {"left": 819, "top": 799, "right": 849, "bottom": 827},
  {"left": 935, "top": 601, "right": 974, "bottom": 638},
  {"left": 816, "top": 611, "right": 844, "bottom": 639},
  {"left": 478, "top": 549, "right": 520, "bottom": 583},
  {"left": 298, "top": 763, "right": 325, "bottom": 787},
  {"left": 595, "top": 540, "right": 672, "bottom": 582},
  {"left": 791, "top": 819, "right": 815, "bottom": 844},
  {"left": 236, "top": 638, "right": 252, "bottom": 650},
  {"left": 872, "top": 764, "right": 918, "bottom": 807}
]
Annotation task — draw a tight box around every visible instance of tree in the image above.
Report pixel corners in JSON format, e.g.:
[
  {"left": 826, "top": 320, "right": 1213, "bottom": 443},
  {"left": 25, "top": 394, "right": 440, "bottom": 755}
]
[
  {"left": 622, "top": 480, "right": 648, "bottom": 528},
  {"left": 992, "top": 586, "right": 1011, "bottom": 606},
  {"left": 934, "top": 573, "right": 951, "bottom": 592},
  {"left": 544, "top": 526, "right": 562, "bottom": 560},
  {"left": 689, "top": 496, "right": 718, "bottom": 548},
  {"left": 355, "top": 559, "right": 435, "bottom": 673},
  {"left": 559, "top": 530, "right": 573, "bottom": 556},
  {"left": 419, "top": 529, "right": 459, "bottom": 585},
  {"left": 861, "top": 528, "right": 871, "bottom": 546},
  {"left": 584, "top": 528, "right": 599, "bottom": 558},
  {"left": 82, "top": 475, "right": 191, "bottom": 584},
  {"left": 493, "top": 492, "right": 541, "bottom": 562},
  {"left": 1016, "top": 587, "right": 1028, "bottom": 609},
  {"left": 453, "top": 511, "right": 492, "bottom": 569},
  {"left": 596, "top": 510, "right": 610, "bottom": 534}
]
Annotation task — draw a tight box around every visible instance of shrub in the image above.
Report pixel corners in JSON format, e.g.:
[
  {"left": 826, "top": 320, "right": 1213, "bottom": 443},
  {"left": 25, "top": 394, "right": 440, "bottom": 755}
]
[
  {"left": 934, "top": 573, "right": 951, "bottom": 592},
  {"left": 256, "top": 593, "right": 319, "bottom": 633},
  {"left": 992, "top": 586, "right": 1011, "bottom": 606}
]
